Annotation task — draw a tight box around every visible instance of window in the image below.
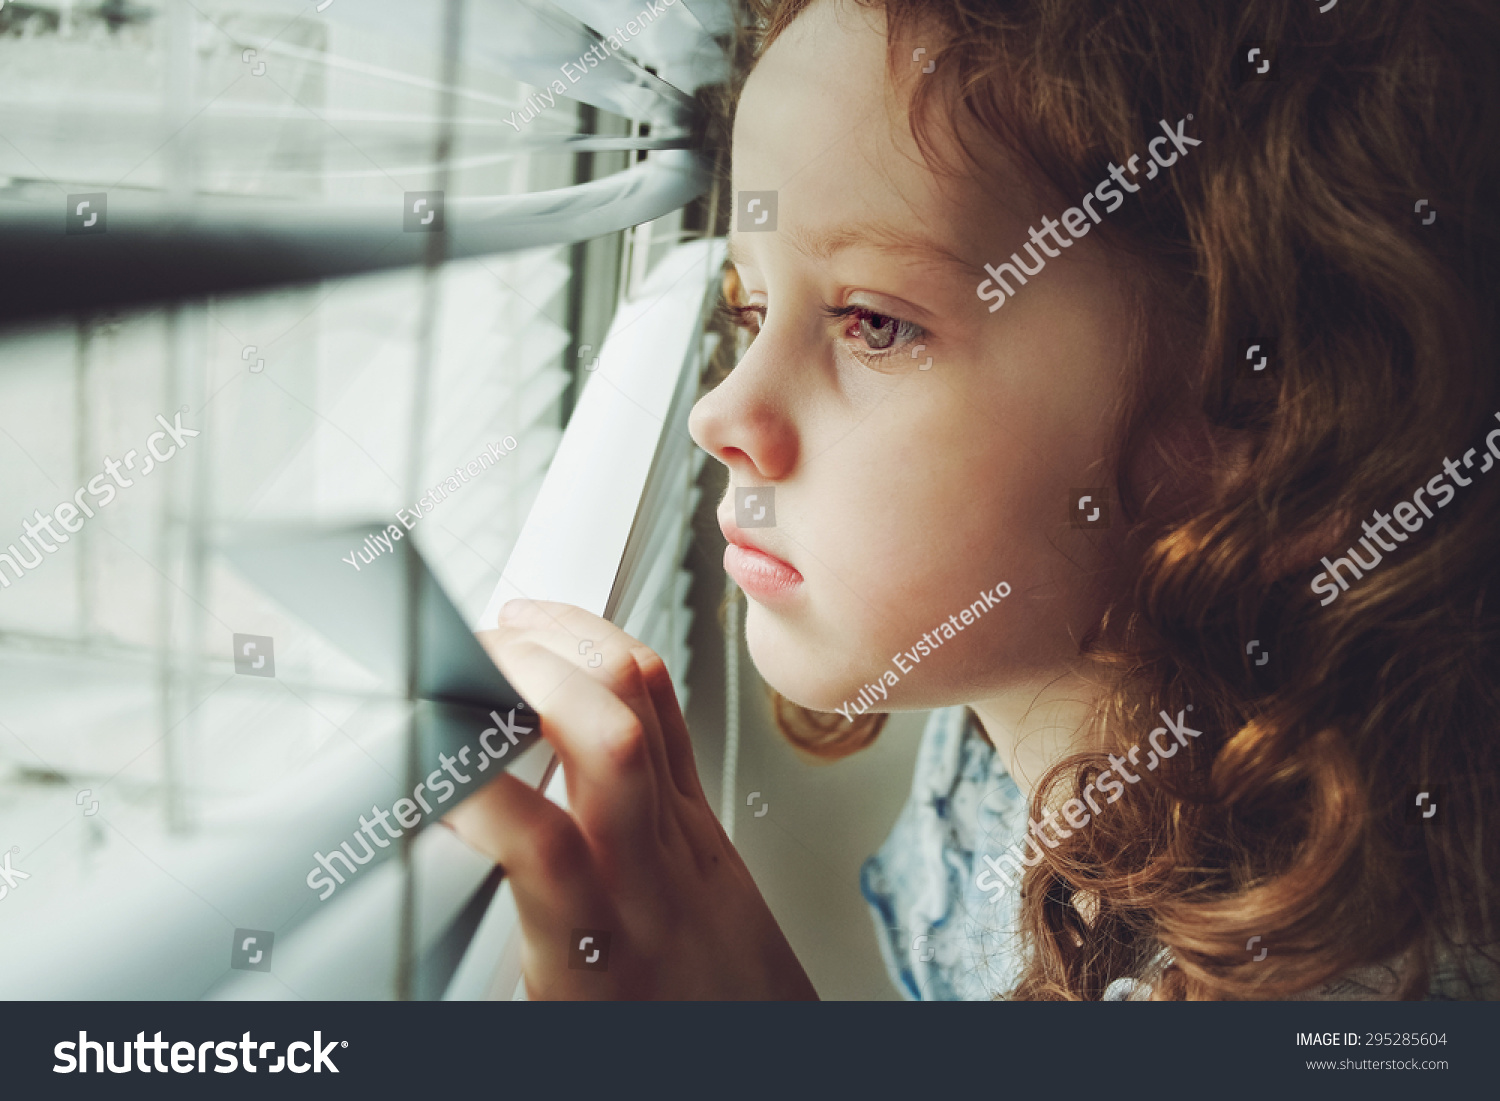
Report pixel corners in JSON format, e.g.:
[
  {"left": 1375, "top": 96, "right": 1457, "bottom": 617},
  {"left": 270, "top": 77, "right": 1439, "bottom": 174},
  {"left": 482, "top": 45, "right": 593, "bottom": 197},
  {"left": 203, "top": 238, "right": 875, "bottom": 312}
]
[{"left": 0, "top": 0, "right": 733, "bottom": 999}]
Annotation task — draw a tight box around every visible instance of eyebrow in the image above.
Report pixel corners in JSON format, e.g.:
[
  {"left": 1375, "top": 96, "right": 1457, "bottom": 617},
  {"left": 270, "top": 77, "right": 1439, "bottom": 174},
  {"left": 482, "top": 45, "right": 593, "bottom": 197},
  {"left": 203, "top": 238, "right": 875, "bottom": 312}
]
[{"left": 726, "top": 222, "right": 974, "bottom": 273}]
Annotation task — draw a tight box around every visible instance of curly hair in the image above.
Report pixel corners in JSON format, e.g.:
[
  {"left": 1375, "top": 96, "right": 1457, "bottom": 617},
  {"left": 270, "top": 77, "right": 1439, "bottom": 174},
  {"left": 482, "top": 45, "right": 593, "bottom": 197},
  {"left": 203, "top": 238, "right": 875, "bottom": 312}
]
[{"left": 719, "top": 0, "right": 1500, "bottom": 998}]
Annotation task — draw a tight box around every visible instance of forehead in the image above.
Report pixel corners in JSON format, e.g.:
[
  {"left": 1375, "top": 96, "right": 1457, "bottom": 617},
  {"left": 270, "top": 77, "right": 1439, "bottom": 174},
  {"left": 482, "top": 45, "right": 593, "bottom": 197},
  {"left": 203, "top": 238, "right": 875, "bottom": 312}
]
[{"left": 729, "top": 0, "right": 1028, "bottom": 276}]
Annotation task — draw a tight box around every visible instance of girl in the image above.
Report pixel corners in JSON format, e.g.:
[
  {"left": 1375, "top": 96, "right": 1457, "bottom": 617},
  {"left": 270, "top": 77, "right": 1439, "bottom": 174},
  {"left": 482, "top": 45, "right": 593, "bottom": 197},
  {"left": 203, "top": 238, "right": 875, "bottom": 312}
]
[{"left": 448, "top": 0, "right": 1500, "bottom": 999}]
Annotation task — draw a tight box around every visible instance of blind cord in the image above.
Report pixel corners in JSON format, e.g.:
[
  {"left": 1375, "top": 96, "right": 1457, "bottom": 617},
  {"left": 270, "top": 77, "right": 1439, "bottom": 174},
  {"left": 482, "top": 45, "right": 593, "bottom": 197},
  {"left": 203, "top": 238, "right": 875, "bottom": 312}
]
[{"left": 720, "top": 576, "right": 741, "bottom": 843}]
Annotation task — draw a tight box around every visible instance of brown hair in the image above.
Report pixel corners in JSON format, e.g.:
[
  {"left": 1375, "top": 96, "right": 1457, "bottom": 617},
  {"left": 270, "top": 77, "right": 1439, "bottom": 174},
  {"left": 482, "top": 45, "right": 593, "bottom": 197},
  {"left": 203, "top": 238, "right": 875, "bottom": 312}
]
[{"left": 721, "top": 0, "right": 1500, "bottom": 998}]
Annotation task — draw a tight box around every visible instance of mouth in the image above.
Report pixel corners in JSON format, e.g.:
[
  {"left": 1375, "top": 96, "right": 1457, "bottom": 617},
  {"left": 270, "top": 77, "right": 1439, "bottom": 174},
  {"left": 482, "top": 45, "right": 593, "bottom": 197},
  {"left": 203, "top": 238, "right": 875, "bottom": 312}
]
[{"left": 719, "top": 512, "right": 804, "bottom": 603}]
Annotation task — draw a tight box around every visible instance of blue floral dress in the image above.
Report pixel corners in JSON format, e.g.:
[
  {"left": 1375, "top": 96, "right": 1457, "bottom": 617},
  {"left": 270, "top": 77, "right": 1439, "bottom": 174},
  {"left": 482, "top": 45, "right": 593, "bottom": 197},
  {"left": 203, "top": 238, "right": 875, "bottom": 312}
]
[{"left": 860, "top": 706, "right": 1497, "bottom": 1000}]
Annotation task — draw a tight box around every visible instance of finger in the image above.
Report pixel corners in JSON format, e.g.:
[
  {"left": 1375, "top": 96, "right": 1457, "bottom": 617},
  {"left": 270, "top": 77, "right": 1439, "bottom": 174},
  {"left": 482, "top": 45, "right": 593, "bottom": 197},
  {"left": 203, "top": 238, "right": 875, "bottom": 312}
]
[
  {"left": 513, "top": 629, "right": 705, "bottom": 843},
  {"left": 491, "top": 600, "right": 709, "bottom": 835},
  {"left": 487, "top": 597, "right": 600, "bottom": 655},
  {"left": 442, "top": 773, "right": 615, "bottom": 985},
  {"left": 481, "top": 604, "right": 662, "bottom": 747},
  {"left": 484, "top": 602, "right": 682, "bottom": 810},
  {"left": 485, "top": 637, "right": 668, "bottom": 880},
  {"left": 443, "top": 770, "right": 593, "bottom": 909},
  {"left": 629, "top": 645, "right": 707, "bottom": 804},
  {"left": 479, "top": 621, "right": 674, "bottom": 826}
]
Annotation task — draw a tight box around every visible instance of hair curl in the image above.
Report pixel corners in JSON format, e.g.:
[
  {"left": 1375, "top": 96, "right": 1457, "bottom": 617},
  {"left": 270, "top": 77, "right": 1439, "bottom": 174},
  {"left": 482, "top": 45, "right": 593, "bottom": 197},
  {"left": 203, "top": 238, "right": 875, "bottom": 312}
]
[{"left": 720, "top": 0, "right": 1500, "bottom": 998}]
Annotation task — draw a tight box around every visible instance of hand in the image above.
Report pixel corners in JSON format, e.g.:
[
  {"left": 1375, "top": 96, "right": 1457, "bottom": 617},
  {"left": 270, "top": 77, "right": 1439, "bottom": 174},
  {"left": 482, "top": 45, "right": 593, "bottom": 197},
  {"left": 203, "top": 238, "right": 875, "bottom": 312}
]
[{"left": 444, "top": 599, "right": 818, "bottom": 1000}]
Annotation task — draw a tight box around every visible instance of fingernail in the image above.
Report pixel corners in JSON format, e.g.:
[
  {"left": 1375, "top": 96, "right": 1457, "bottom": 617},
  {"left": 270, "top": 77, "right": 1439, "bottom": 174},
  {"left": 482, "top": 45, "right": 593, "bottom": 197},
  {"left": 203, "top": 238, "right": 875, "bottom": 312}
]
[{"left": 499, "top": 599, "right": 528, "bottom": 621}]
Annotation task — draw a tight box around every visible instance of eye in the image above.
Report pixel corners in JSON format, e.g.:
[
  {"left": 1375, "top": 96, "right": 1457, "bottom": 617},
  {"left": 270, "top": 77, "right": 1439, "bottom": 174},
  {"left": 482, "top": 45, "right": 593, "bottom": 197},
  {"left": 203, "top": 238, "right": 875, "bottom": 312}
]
[
  {"left": 858, "top": 311, "right": 900, "bottom": 349},
  {"left": 822, "top": 304, "right": 924, "bottom": 361},
  {"left": 722, "top": 302, "right": 764, "bottom": 335},
  {"left": 718, "top": 298, "right": 928, "bottom": 366}
]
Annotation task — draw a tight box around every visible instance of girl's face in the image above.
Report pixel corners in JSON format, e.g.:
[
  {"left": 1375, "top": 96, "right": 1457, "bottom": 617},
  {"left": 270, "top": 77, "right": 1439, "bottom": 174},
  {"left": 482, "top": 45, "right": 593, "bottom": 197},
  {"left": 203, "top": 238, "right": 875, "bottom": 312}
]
[{"left": 688, "top": 0, "right": 1136, "bottom": 714}]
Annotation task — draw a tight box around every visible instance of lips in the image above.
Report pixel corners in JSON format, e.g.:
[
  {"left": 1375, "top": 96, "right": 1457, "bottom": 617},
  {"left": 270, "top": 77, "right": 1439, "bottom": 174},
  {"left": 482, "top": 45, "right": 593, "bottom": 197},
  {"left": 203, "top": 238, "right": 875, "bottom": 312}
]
[{"left": 719, "top": 512, "right": 803, "bottom": 602}]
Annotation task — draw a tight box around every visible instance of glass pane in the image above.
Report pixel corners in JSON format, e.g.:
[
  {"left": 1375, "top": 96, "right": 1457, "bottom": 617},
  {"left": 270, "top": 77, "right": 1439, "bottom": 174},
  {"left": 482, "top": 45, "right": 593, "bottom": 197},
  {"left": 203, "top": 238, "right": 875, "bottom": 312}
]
[{"left": 0, "top": 0, "right": 708, "bottom": 998}]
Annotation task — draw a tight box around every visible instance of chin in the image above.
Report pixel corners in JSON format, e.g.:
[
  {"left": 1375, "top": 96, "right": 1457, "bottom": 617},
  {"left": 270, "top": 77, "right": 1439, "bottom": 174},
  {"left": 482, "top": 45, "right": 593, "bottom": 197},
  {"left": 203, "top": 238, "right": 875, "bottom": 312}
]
[{"left": 740, "top": 604, "right": 848, "bottom": 713}]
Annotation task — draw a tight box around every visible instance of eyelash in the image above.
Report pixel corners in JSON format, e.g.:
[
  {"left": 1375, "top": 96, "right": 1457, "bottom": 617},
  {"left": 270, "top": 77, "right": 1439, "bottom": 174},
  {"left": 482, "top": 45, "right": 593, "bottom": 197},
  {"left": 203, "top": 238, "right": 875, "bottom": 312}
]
[{"left": 722, "top": 301, "right": 926, "bottom": 363}]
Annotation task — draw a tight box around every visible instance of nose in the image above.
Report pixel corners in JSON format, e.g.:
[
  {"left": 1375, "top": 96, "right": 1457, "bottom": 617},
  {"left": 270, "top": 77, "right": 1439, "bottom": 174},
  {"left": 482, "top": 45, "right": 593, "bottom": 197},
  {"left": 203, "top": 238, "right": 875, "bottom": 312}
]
[{"left": 687, "top": 344, "right": 799, "bottom": 482}]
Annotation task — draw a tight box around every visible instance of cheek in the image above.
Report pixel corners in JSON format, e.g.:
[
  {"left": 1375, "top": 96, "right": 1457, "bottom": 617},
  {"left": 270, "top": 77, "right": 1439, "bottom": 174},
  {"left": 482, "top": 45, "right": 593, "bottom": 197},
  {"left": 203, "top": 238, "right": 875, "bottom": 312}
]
[
  {"left": 751, "top": 437, "right": 1109, "bottom": 709},
  {"left": 739, "top": 305, "right": 1129, "bottom": 709},
  {"left": 807, "top": 404, "right": 1102, "bottom": 605}
]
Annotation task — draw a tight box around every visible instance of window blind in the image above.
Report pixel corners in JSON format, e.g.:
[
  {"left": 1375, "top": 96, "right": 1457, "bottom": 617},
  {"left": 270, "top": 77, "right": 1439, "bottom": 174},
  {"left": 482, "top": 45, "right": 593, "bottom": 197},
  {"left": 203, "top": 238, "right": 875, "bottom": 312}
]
[{"left": 0, "top": 0, "right": 731, "bottom": 999}]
